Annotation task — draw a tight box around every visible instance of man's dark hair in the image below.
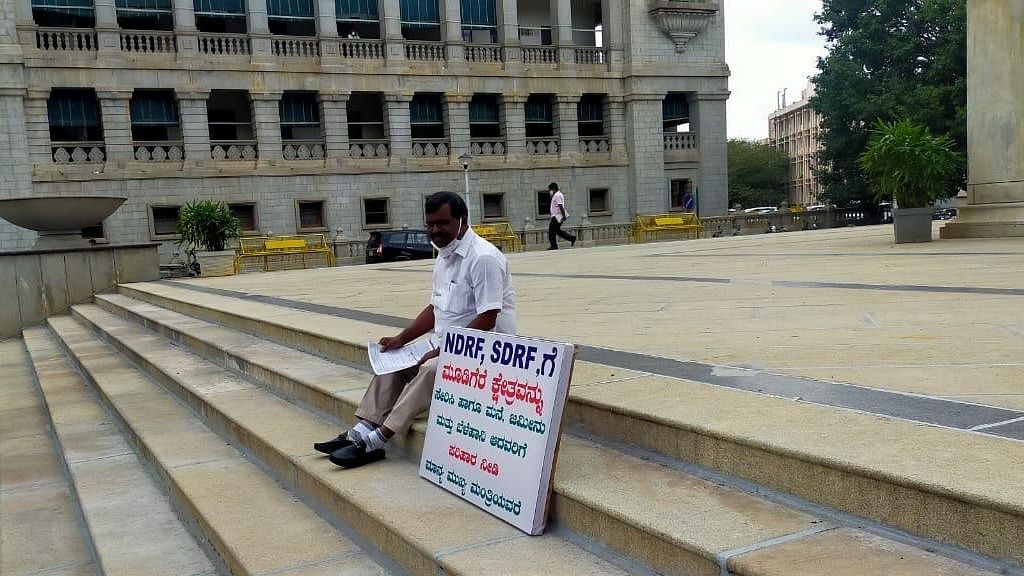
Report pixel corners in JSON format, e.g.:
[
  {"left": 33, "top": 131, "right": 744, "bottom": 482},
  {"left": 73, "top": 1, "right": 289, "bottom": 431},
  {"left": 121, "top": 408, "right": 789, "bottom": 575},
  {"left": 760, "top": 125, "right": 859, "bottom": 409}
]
[
  {"left": 548, "top": 182, "right": 559, "bottom": 192},
  {"left": 425, "top": 191, "right": 468, "bottom": 221}
]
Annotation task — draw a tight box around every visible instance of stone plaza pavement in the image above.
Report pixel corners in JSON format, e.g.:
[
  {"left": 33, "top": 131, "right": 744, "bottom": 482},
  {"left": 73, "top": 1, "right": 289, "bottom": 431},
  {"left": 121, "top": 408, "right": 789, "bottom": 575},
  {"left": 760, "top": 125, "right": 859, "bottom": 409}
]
[{"left": 183, "top": 223, "right": 1024, "bottom": 419}]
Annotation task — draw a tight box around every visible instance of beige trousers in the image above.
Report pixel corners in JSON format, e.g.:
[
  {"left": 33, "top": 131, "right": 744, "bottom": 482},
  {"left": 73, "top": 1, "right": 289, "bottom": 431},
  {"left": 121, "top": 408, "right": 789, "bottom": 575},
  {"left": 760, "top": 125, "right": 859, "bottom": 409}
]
[{"left": 355, "top": 358, "right": 438, "bottom": 436}]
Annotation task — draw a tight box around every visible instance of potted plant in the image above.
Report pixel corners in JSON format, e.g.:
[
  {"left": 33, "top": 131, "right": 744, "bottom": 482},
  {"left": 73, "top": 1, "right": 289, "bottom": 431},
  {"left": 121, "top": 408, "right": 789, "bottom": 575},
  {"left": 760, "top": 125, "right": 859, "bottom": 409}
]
[
  {"left": 176, "top": 200, "right": 241, "bottom": 277},
  {"left": 858, "top": 119, "right": 962, "bottom": 243}
]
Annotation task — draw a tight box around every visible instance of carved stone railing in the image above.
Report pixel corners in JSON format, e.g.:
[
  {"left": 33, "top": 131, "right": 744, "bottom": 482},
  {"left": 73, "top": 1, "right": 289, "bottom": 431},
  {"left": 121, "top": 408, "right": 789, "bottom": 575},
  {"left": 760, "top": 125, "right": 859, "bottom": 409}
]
[
  {"left": 465, "top": 44, "right": 503, "bottom": 63},
  {"left": 210, "top": 140, "right": 257, "bottom": 161},
  {"left": 36, "top": 28, "right": 98, "bottom": 52},
  {"left": 469, "top": 139, "right": 506, "bottom": 156},
  {"left": 133, "top": 141, "right": 184, "bottom": 162},
  {"left": 335, "top": 38, "right": 385, "bottom": 60},
  {"left": 349, "top": 139, "right": 389, "bottom": 159},
  {"left": 525, "top": 137, "right": 559, "bottom": 155},
  {"left": 197, "top": 33, "right": 251, "bottom": 56},
  {"left": 272, "top": 35, "right": 319, "bottom": 58},
  {"left": 405, "top": 41, "right": 445, "bottom": 61},
  {"left": 664, "top": 131, "right": 698, "bottom": 150},
  {"left": 518, "top": 221, "right": 633, "bottom": 249},
  {"left": 579, "top": 137, "right": 610, "bottom": 153},
  {"left": 51, "top": 142, "right": 105, "bottom": 164},
  {"left": 282, "top": 139, "right": 325, "bottom": 160},
  {"left": 411, "top": 139, "right": 449, "bottom": 158},
  {"left": 574, "top": 47, "right": 607, "bottom": 65},
  {"left": 648, "top": 0, "right": 719, "bottom": 52},
  {"left": 522, "top": 46, "right": 557, "bottom": 64},
  {"left": 120, "top": 30, "right": 176, "bottom": 53}
]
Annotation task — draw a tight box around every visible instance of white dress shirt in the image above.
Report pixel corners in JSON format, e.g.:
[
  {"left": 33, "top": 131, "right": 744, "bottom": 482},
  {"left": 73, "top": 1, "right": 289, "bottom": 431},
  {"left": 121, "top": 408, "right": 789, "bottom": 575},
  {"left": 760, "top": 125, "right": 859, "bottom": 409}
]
[{"left": 430, "top": 227, "right": 517, "bottom": 339}]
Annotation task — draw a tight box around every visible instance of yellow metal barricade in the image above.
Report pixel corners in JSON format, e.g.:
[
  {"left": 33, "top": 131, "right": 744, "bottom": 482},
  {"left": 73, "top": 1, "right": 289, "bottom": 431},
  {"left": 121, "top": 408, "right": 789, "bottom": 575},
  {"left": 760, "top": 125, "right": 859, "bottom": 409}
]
[
  {"left": 233, "top": 234, "right": 337, "bottom": 273},
  {"left": 629, "top": 213, "right": 704, "bottom": 244},
  {"left": 472, "top": 223, "right": 522, "bottom": 253}
]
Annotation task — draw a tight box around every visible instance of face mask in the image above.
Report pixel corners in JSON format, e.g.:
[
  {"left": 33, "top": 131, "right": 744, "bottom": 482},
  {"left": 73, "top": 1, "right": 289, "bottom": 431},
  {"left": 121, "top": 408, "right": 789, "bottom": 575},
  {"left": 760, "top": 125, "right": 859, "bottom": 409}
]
[{"left": 433, "top": 220, "right": 465, "bottom": 258}]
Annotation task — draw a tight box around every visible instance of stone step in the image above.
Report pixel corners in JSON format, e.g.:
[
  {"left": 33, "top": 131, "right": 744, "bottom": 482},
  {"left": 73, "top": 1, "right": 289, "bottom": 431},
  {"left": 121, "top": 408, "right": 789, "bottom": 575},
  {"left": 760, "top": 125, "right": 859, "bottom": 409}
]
[
  {"left": 0, "top": 338, "right": 95, "bottom": 576},
  {"left": 79, "top": 296, "right": 1009, "bottom": 575},
  {"left": 48, "top": 309, "right": 633, "bottom": 576},
  {"left": 20, "top": 326, "right": 217, "bottom": 576},
  {"left": 114, "top": 281, "right": 1024, "bottom": 567}
]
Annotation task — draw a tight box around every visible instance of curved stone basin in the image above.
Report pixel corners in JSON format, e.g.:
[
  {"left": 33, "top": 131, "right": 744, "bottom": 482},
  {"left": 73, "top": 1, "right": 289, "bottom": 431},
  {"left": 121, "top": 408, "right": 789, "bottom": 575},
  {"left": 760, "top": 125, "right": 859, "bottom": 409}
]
[{"left": 0, "top": 196, "right": 127, "bottom": 248}]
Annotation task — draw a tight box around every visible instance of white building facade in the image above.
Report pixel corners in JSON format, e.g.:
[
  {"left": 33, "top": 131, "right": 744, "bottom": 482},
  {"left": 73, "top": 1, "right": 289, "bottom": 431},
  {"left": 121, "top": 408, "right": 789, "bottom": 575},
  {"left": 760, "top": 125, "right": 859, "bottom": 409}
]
[
  {"left": 768, "top": 82, "right": 821, "bottom": 206},
  {"left": 0, "top": 0, "right": 729, "bottom": 258}
]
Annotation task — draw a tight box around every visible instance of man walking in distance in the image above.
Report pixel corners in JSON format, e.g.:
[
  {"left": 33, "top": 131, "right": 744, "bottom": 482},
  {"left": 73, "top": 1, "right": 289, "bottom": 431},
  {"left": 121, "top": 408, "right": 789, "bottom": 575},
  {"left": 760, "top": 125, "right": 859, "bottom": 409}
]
[
  {"left": 314, "top": 191, "right": 517, "bottom": 468},
  {"left": 547, "top": 182, "right": 577, "bottom": 250}
]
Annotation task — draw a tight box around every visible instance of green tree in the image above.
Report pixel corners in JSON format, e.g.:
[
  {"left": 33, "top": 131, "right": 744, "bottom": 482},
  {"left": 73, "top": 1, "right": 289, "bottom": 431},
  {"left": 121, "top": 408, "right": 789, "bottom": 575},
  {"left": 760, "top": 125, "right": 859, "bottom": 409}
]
[
  {"left": 811, "top": 0, "right": 966, "bottom": 212},
  {"left": 727, "top": 139, "right": 789, "bottom": 209}
]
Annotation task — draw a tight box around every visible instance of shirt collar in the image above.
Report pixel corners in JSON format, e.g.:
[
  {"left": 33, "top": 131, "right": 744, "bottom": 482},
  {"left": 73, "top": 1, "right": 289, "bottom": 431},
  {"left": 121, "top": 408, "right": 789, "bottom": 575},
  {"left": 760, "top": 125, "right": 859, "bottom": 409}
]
[{"left": 454, "top": 225, "right": 477, "bottom": 258}]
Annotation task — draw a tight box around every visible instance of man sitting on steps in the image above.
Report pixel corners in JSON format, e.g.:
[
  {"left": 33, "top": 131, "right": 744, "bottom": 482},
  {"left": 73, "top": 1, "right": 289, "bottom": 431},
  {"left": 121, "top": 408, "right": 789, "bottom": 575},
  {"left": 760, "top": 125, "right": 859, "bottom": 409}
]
[{"left": 314, "top": 191, "right": 518, "bottom": 468}]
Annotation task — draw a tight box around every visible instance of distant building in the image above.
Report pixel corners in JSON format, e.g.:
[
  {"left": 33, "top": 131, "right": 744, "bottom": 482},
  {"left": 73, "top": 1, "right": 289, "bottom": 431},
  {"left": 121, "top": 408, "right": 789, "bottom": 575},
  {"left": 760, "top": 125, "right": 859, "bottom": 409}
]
[{"left": 768, "top": 82, "right": 822, "bottom": 206}]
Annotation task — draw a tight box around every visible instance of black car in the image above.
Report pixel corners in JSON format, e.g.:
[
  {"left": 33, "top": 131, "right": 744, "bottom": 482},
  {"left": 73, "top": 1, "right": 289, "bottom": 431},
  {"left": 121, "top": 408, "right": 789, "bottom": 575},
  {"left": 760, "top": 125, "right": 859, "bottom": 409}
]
[
  {"left": 366, "top": 230, "right": 434, "bottom": 264},
  {"left": 933, "top": 207, "right": 958, "bottom": 220}
]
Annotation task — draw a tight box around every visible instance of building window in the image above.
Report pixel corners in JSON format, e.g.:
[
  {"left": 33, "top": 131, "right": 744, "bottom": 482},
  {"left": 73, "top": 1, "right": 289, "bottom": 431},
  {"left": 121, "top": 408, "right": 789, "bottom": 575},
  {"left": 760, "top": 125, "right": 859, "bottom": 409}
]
[
  {"left": 400, "top": 0, "right": 440, "bottom": 41},
  {"left": 363, "top": 197, "right": 390, "bottom": 227},
  {"left": 410, "top": 94, "right": 445, "bottom": 140},
  {"left": 32, "top": 0, "right": 94, "bottom": 28},
  {"left": 536, "top": 190, "right": 551, "bottom": 218},
  {"left": 337, "top": 0, "right": 379, "bottom": 38},
  {"left": 663, "top": 93, "right": 690, "bottom": 133},
  {"left": 588, "top": 188, "right": 610, "bottom": 214},
  {"left": 116, "top": 0, "right": 173, "bottom": 30},
  {"left": 469, "top": 94, "right": 501, "bottom": 139},
  {"left": 525, "top": 95, "right": 554, "bottom": 138},
  {"left": 47, "top": 89, "right": 103, "bottom": 144},
  {"left": 130, "top": 89, "right": 181, "bottom": 143},
  {"left": 482, "top": 193, "right": 504, "bottom": 220},
  {"left": 297, "top": 200, "right": 326, "bottom": 230},
  {"left": 228, "top": 203, "right": 257, "bottom": 232},
  {"left": 461, "top": 0, "right": 497, "bottom": 43},
  {"left": 577, "top": 94, "right": 605, "bottom": 137},
  {"left": 267, "top": 0, "right": 315, "bottom": 35},
  {"left": 194, "top": 0, "right": 246, "bottom": 32},
  {"left": 151, "top": 205, "right": 181, "bottom": 238},
  {"left": 279, "top": 92, "right": 321, "bottom": 141},
  {"left": 347, "top": 92, "right": 386, "bottom": 140},
  {"left": 669, "top": 179, "right": 695, "bottom": 212},
  {"left": 207, "top": 90, "right": 254, "bottom": 142}
]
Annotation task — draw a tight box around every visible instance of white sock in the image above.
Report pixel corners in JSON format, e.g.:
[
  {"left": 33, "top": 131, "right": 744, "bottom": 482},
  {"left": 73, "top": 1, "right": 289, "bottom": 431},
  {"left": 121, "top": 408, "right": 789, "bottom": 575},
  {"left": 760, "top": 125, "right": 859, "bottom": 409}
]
[
  {"left": 349, "top": 421, "right": 373, "bottom": 441},
  {"left": 363, "top": 429, "right": 387, "bottom": 452}
]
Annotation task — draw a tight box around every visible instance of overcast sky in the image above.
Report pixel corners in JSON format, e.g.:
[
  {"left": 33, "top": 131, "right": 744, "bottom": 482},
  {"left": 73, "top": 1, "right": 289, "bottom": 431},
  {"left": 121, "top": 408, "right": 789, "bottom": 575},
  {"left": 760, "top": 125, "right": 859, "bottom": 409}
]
[{"left": 725, "top": 0, "right": 828, "bottom": 140}]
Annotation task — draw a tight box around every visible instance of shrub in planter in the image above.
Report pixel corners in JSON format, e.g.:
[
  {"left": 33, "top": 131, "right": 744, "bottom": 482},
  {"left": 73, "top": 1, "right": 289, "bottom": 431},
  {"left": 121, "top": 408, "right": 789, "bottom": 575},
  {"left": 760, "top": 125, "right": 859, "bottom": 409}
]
[{"left": 176, "top": 200, "right": 241, "bottom": 276}]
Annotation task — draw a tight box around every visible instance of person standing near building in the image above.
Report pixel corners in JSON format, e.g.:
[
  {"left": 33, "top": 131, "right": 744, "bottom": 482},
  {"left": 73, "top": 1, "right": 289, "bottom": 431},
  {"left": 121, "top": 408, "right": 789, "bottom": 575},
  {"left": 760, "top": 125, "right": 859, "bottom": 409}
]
[{"left": 547, "top": 182, "right": 577, "bottom": 250}]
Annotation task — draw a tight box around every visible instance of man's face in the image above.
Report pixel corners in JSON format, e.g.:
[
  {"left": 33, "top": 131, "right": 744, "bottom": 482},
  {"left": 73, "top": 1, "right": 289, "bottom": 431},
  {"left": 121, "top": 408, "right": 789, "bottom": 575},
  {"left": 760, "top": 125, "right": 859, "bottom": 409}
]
[{"left": 425, "top": 203, "right": 463, "bottom": 248}]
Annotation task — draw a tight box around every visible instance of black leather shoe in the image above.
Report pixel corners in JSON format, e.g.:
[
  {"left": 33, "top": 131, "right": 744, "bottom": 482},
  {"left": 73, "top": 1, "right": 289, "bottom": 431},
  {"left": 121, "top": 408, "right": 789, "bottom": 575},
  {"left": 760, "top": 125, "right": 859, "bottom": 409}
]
[
  {"left": 314, "top": 431, "right": 354, "bottom": 455},
  {"left": 329, "top": 441, "right": 385, "bottom": 468}
]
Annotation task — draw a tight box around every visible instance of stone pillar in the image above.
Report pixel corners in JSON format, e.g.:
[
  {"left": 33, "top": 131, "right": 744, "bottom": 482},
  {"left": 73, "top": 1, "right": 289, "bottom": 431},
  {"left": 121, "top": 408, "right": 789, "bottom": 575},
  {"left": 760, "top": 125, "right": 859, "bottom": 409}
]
[
  {"left": 320, "top": 92, "right": 350, "bottom": 160},
  {"left": 624, "top": 94, "right": 666, "bottom": 215},
  {"left": 556, "top": 94, "right": 580, "bottom": 158},
  {"left": 0, "top": 89, "right": 32, "bottom": 198},
  {"left": 97, "top": 90, "right": 134, "bottom": 164},
  {"left": 552, "top": 0, "right": 573, "bottom": 64},
  {"left": 941, "top": 0, "right": 1024, "bottom": 239},
  {"left": 690, "top": 92, "right": 729, "bottom": 217},
  {"left": 177, "top": 90, "right": 211, "bottom": 164},
  {"left": 443, "top": 0, "right": 464, "bottom": 62},
  {"left": 385, "top": 93, "right": 413, "bottom": 163},
  {"left": 382, "top": 0, "right": 406, "bottom": 62},
  {"left": 446, "top": 93, "right": 471, "bottom": 158},
  {"left": 317, "top": 0, "right": 340, "bottom": 58},
  {"left": 503, "top": 94, "right": 526, "bottom": 159},
  {"left": 607, "top": 94, "right": 625, "bottom": 153},
  {"left": 24, "top": 89, "right": 52, "bottom": 165},
  {"left": 248, "top": 0, "right": 273, "bottom": 63},
  {"left": 93, "top": 0, "right": 122, "bottom": 57},
  {"left": 172, "top": 0, "right": 198, "bottom": 57},
  {"left": 600, "top": 0, "right": 623, "bottom": 64},
  {"left": 251, "top": 92, "right": 283, "bottom": 162},
  {"left": 499, "top": 0, "right": 520, "bottom": 64}
]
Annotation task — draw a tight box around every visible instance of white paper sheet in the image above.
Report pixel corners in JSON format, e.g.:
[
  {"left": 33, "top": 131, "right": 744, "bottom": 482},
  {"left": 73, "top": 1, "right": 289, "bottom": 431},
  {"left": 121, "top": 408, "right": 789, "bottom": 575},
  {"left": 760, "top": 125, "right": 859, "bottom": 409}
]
[{"left": 367, "top": 339, "right": 436, "bottom": 375}]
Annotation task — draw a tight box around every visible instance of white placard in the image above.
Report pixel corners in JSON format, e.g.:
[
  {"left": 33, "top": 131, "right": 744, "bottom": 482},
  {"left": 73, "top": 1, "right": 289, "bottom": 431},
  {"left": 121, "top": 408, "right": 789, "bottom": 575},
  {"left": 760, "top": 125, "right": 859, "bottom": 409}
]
[{"left": 418, "top": 327, "right": 575, "bottom": 535}]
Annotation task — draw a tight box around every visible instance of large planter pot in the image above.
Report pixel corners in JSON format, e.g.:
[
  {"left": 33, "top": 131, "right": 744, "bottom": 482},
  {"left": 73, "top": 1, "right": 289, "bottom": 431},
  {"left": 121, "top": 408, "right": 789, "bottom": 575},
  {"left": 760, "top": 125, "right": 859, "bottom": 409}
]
[
  {"left": 196, "top": 250, "right": 236, "bottom": 277},
  {"left": 893, "top": 206, "right": 934, "bottom": 244}
]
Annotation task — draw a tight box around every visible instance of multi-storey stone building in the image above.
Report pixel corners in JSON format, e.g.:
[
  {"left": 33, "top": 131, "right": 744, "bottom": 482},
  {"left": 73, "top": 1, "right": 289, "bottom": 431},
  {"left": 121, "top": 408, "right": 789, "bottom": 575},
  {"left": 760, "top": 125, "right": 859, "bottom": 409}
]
[
  {"left": 0, "top": 0, "right": 729, "bottom": 258},
  {"left": 768, "top": 82, "right": 821, "bottom": 206}
]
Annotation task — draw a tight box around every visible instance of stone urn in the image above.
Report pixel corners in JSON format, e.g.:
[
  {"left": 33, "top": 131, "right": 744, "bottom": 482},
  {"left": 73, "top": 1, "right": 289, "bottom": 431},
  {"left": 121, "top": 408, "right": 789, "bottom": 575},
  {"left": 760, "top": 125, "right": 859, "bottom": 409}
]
[{"left": 0, "top": 196, "right": 127, "bottom": 249}]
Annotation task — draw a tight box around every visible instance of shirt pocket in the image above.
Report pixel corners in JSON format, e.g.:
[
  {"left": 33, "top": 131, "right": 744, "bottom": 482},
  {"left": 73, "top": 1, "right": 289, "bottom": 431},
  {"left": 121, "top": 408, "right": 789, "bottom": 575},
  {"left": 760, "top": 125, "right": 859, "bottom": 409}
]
[{"left": 443, "top": 281, "right": 473, "bottom": 313}]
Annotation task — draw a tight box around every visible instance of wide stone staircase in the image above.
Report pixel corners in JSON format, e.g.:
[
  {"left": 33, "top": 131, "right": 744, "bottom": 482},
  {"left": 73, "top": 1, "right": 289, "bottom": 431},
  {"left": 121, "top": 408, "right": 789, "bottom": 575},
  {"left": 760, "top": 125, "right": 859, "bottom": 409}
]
[{"left": 3, "top": 279, "right": 1022, "bottom": 576}]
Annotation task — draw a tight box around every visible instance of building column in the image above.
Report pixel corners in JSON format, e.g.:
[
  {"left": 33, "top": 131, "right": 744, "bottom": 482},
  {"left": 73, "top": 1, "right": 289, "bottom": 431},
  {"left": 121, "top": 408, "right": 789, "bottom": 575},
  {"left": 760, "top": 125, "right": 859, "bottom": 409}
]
[
  {"left": 382, "top": 0, "right": 406, "bottom": 62},
  {"left": 11, "top": 0, "right": 33, "bottom": 51},
  {"left": 172, "top": 0, "right": 198, "bottom": 57},
  {"left": 446, "top": 93, "right": 471, "bottom": 158},
  {"left": 0, "top": 88, "right": 33, "bottom": 200},
  {"left": 499, "top": 0, "right": 520, "bottom": 64},
  {"left": 317, "top": 0, "right": 340, "bottom": 58},
  {"left": 624, "top": 94, "right": 666, "bottom": 216},
  {"left": 177, "top": 90, "right": 211, "bottom": 165},
  {"left": 94, "top": 0, "right": 122, "bottom": 57},
  {"left": 503, "top": 94, "right": 527, "bottom": 159},
  {"left": 320, "top": 92, "right": 350, "bottom": 161},
  {"left": 600, "top": 0, "right": 623, "bottom": 64},
  {"left": 251, "top": 92, "right": 283, "bottom": 162},
  {"left": 97, "top": 89, "right": 134, "bottom": 164},
  {"left": 552, "top": 0, "right": 573, "bottom": 64},
  {"left": 556, "top": 94, "right": 580, "bottom": 158},
  {"left": 384, "top": 93, "right": 413, "bottom": 164},
  {"left": 24, "top": 89, "right": 53, "bottom": 165},
  {"left": 248, "top": 0, "right": 272, "bottom": 63},
  {"left": 690, "top": 92, "right": 729, "bottom": 217},
  {"left": 443, "top": 0, "right": 464, "bottom": 62},
  {"left": 607, "top": 94, "right": 626, "bottom": 153}
]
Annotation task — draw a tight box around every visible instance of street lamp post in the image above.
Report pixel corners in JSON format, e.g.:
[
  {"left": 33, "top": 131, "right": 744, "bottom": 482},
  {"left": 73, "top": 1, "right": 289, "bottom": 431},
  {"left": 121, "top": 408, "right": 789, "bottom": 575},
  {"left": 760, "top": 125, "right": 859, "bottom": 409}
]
[{"left": 459, "top": 153, "right": 473, "bottom": 225}]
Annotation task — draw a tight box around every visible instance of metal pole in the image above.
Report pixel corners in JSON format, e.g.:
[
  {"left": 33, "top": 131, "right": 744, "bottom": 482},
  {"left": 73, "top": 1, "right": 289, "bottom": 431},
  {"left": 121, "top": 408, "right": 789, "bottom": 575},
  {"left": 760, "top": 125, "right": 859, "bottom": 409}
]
[{"left": 464, "top": 166, "right": 472, "bottom": 225}]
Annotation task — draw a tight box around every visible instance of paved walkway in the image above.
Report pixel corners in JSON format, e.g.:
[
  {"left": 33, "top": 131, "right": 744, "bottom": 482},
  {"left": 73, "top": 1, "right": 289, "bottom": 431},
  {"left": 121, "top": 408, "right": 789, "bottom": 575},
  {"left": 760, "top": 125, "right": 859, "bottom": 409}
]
[{"left": 179, "top": 224, "right": 1024, "bottom": 421}]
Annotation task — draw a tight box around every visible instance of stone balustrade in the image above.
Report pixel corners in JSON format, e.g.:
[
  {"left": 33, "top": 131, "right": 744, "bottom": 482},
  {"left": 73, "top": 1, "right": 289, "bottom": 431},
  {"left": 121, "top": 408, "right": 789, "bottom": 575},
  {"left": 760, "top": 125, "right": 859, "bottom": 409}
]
[
  {"left": 121, "top": 31, "right": 177, "bottom": 54},
  {"left": 405, "top": 41, "right": 445, "bottom": 61},
  {"left": 133, "top": 142, "right": 184, "bottom": 162},
  {"left": 579, "top": 137, "right": 610, "bottom": 153},
  {"left": 411, "top": 139, "right": 450, "bottom": 158},
  {"left": 335, "top": 38, "right": 385, "bottom": 60},
  {"left": 574, "top": 47, "right": 607, "bottom": 65},
  {"left": 522, "top": 46, "right": 557, "bottom": 65},
  {"left": 36, "top": 28, "right": 97, "bottom": 52},
  {"left": 469, "top": 139, "right": 506, "bottom": 156},
  {"left": 349, "top": 139, "right": 389, "bottom": 159},
  {"left": 525, "top": 137, "right": 559, "bottom": 155},
  {"left": 464, "top": 44, "right": 503, "bottom": 63},
  {"left": 282, "top": 140, "right": 325, "bottom": 160},
  {"left": 51, "top": 142, "right": 105, "bottom": 164},
  {"left": 197, "top": 33, "right": 251, "bottom": 56},
  {"left": 663, "top": 131, "right": 698, "bottom": 151},
  {"left": 210, "top": 140, "right": 258, "bottom": 161},
  {"left": 272, "top": 36, "right": 320, "bottom": 58}
]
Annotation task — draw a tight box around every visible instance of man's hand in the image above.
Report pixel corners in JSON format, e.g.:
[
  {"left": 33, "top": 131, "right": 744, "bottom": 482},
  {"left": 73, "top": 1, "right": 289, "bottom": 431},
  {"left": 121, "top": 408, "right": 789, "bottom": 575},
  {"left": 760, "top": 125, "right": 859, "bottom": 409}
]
[
  {"left": 378, "top": 335, "right": 406, "bottom": 352},
  {"left": 418, "top": 347, "right": 440, "bottom": 365}
]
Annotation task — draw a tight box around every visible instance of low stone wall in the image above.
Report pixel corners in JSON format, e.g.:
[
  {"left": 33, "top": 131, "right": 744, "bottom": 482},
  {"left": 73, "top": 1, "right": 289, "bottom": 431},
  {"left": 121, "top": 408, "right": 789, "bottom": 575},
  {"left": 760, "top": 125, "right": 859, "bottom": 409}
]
[{"left": 0, "top": 243, "right": 159, "bottom": 338}]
